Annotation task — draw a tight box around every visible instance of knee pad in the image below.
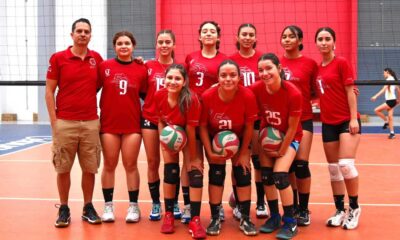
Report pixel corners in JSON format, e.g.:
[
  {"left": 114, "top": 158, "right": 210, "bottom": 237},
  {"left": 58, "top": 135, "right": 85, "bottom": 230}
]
[
  {"left": 164, "top": 163, "right": 180, "bottom": 184},
  {"left": 272, "top": 172, "right": 290, "bottom": 190},
  {"left": 251, "top": 155, "right": 261, "bottom": 170},
  {"left": 261, "top": 167, "right": 274, "bottom": 186},
  {"left": 293, "top": 160, "right": 311, "bottom": 179},
  {"left": 189, "top": 169, "right": 203, "bottom": 188},
  {"left": 328, "top": 163, "right": 344, "bottom": 181},
  {"left": 338, "top": 159, "right": 358, "bottom": 179},
  {"left": 233, "top": 166, "right": 251, "bottom": 187},
  {"left": 208, "top": 164, "right": 226, "bottom": 186}
]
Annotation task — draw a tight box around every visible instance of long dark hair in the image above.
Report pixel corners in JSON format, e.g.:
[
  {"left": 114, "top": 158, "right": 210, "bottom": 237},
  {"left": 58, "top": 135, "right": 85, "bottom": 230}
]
[
  {"left": 258, "top": 53, "right": 286, "bottom": 81},
  {"left": 315, "top": 26, "right": 336, "bottom": 43},
  {"left": 165, "top": 64, "right": 193, "bottom": 114},
  {"left": 281, "top": 25, "right": 304, "bottom": 51},
  {"left": 384, "top": 68, "right": 398, "bottom": 81},
  {"left": 236, "top": 23, "right": 257, "bottom": 50},
  {"left": 157, "top": 29, "right": 176, "bottom": 59},
  {"left": 198, "top": 20, "right": 221, "bottom": 50},
  {"left": 112, "top": 31, "right": 136, "bottom": 47}
]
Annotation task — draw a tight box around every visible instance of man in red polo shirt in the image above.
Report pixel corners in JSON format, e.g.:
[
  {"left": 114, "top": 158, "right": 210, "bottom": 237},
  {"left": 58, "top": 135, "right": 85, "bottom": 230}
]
[{"left": 45, "top": 18, "right": 103, "bottom": 228}]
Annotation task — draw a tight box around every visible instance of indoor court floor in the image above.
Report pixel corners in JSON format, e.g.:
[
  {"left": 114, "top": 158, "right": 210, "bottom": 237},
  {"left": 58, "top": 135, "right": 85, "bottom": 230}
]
[{"left": 0, "top": 123, "right": 399, "bottom": 240}]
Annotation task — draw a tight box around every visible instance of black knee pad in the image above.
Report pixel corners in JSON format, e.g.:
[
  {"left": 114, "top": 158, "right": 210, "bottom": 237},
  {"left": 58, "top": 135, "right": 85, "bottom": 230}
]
[
  {"left": 233, "top": 166, "right": 251, "bottom": 187},
  {"left": 289, "top": 161, "right": 296, "bottom": 173},
  {"left": 164, "top": 163, "right": 180, "bottom": 184},
  {"left": 208, "top": 164, "right": 226, "bottom": 186},
  {"left": 272, "top": 172, "right": 290, "bottom": 190},
  {"left": 261, "top": 167, "right": 274, "bottom": 186},
  {"left": 189, "top": 169, "right": 203, "bottom": 188},
  {"left": 293, "top": 160, "right": 311, "bottom": 179},
  {"left": 251, "top": 155, "right": 261, "bottom": 170}
]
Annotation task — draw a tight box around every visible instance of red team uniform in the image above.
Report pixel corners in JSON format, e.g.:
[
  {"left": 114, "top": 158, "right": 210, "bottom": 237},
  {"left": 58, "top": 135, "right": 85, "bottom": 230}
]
[
  {"left": 315, "top": 57, "right": 360, "bottom": 125},
  {"left": 200, "top": 86, "right": 258, "bottom": 137},
  {"left": 142, "top": 60, "right": 172, "bottom": 125},
  {"left": 155, "top": 88, "right": 201, "bottom": 127},
  {"left": 280, "top": 56, "right": 318, "bottom": 122},
  {"left": 47, "top": 46, "right": 103, "bottom": 120},
  {"left": 185, "top": 51, "right": 228, "bottom": 97},
  {"left": 99, "top": 59, "right": 147, "bottom": 134},
  {"left": 230, "top": 51, "right": 262, "bottom": 87},
  {"left": 250, "top": 81, "right": 303, "bottom": 142}
]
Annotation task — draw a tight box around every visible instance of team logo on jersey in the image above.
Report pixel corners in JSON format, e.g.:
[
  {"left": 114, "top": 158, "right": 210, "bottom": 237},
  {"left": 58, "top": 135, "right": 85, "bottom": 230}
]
[
  {"left": 282, "top": 67, "right": 292, "bottom": 80},
  {"left": 105, "top": 69, "right": 110, "bottom": 77},
  {"left": 148, "top": 68, "right": 152, "bottom": 76},
  {"left": 213, "top": 112, "right": 229, "bottom": 121},
  {"left": 47, "top": 64, "right": 52, "bottom": 73},
  {"left": 89, "top": 58, "right": 97, "bottom": 68},
  {"left": 191, "top": 62, "right": 207, "bottom": 73}
]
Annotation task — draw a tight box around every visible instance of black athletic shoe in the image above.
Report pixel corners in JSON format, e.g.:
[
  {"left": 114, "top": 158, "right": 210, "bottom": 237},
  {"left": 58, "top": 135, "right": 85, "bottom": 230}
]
[
  {"left": 388, "top": 133, "right": 396, "bottom": 139},
  {"left": 239, "top": 216, "right": 258, "bottom": 236},
  {"left": 296, "top": 209, "right": 311, "bottom": 226},
  {"left": 383, "top": 123, "right": 389, "bottom": 129},
  {"left": 55, "top": 204, "right": 71, "bottom": 228},
  {"left": 206, "top": 217, "right": 221, "bottom": 236},
  {"left": 82, "top": 203, "right": 102, "bottom": 224},
  {"left": 276, "top": 217, "right": 298, "bottom": 240}
]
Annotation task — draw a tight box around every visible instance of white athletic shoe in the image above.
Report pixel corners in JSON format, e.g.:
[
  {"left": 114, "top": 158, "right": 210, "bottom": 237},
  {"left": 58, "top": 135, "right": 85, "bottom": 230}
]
[
  {"left": 326, "top": 209, "right": 346, "bottom": 227},
  {"left": 181, "top": 204, "right": 191, "bottom": 224},
  {"left": 342, "top": 207, "right": 361, "bottom": 230},
  {"left": 256, "top": 204, "right": 269, "bottom": 218},
  {"left": 101, "top": 202, "right": 115, "bottom": 222},
  {"left": 126, "top": 203, "right": 141, "bottom": 223},
  {"left": 233, "top": 206, "right": 241, "bottom": 220}
]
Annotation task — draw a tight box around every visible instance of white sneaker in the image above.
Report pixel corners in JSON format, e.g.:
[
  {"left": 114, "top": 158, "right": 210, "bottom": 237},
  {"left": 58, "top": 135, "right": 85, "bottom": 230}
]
[
  {"left": 233, "top": 206, "right": 241, "bottom": 220},
  {"left": 126, "top": 203, "right": 140, "bottom": 223},
  {"left": 326, "top": 209, "right": 346, "bottom": 227},
  {"left": 256, "top": 204, "right": 269, "bottom": 218},
  {"left": 342, "top": 207, "right": 361, "bottom": 230},
  {"left": 219, "top": 204, "right": 225, "bottom": 222},
  {"left": 181, "top": 204, "right": 191, "bottom": 224},
  {"left": 101, "top": 202, "right": 115, "bottom": 222}
]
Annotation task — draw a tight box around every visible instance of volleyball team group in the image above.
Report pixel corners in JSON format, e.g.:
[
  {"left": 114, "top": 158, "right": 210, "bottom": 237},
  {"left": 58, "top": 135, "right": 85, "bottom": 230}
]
[{"left": 46, "top": 18, "right": 364, "bottom": 240}]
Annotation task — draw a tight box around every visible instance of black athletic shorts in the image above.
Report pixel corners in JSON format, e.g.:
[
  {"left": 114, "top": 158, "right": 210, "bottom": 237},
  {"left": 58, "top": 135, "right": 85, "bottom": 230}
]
[
  {"left": 322, "top": 119, "right": 362, "bottom": 142},
  {"left": 301, "top": 119, "right": 314, "bottom": 133},
  {"left": 140, "top": 117, "right": 158, "bottom": 130},
  {"left": 386, "top": 99, "right": 397, "bottom": 109},
  {"left": 254, "top": 119, "right": 261, "bottom": 130}
]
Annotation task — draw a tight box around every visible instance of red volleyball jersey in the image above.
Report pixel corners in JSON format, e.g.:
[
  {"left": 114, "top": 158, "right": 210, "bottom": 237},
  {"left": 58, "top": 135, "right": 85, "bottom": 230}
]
[
  {"left": 315, "top": 56, "right": 360, "bottom": 124},
  {"left": 185, "top": 50, "right": 228, "bottom": 97},
  {"left": 230, "top": 51, "right": 262, "bottom": 87},
  {"left": 142, "top": 60, "right": 172, "bottom": 125},
  {"left": 280, "top": 55, "right": 318, "bottom": 121},
  {"left": 99, "top": 59, "right": 147, "bottom": 134},
  {"left": 46, "top": 46, "right": 103, "bottom": 120},
  {"left": 155, "top": 88, "right": 201, "bottom": 127},
  {"left": 250, "top": 80, "right": 303, "bottom": 142},
  {"left": 200, "top": 85, "right": 258, "bottom": 137}
]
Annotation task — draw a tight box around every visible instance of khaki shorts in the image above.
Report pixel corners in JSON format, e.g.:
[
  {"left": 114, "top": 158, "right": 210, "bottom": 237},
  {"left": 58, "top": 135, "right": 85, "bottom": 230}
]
[{"left": 52, "top": 119, "right": 101, "bottom": 174}]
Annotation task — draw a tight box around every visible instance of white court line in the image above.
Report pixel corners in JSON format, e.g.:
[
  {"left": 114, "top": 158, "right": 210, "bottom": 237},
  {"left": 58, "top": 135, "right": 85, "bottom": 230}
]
[
  {"left": 0, "top": 142, "right": 51, "bottom": 157},
  {"left": 1, "top": 159, "right": 400, "bottom": 167},
  {"left": 0, "top": 197, "right": 399, "bottom": 207}
]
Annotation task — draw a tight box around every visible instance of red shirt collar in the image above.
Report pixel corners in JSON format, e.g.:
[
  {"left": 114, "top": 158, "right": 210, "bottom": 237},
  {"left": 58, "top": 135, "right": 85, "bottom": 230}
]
[{"left": 66, "top": 46, "right": 94, "bottom": 59}]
